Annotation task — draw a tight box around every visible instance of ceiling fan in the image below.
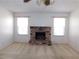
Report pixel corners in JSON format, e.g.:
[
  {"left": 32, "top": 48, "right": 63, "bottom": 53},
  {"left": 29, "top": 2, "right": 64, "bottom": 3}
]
[{"left": 24, "top": 0, "right": 54, "bottom": 6}]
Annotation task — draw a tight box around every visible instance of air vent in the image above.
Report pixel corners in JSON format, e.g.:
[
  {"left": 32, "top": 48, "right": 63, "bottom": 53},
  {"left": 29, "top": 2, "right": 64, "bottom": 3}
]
[{"left": 24, "top": 0, "right": 30, "bottom": 3}]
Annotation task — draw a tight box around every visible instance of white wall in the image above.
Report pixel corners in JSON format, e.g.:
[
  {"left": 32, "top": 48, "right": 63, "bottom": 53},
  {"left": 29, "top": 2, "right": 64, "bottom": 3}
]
[
  {"left": 69, "top": 9, "right": 79, "bottom": 52},
  {"left": 0, "top": 6, "right": 13, "bottom": 49},
  {"left": 14, "top": 12, "right": 69, "bottom": 44}
]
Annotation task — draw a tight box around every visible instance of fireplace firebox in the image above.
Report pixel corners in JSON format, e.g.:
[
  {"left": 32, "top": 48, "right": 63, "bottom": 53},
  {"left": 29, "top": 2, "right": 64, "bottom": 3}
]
[{"left": 36, "top": 32, "right": 46, "bottom": 41}]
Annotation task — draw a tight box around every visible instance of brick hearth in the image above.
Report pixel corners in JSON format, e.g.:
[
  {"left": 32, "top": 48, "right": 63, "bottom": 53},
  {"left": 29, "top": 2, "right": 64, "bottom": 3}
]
[{"left": 29, "top": 26, "right": 52, "bottom": 45}]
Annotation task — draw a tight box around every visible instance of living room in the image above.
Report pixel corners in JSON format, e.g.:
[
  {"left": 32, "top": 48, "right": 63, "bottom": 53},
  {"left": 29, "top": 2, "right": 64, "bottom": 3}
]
[{"left": 0, "top": 0, "right": 79, "bottom": 59}]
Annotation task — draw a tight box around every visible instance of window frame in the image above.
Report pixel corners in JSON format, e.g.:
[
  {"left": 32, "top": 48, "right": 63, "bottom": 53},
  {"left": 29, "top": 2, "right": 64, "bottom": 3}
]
[
  {"left": 53, "top": 17, "right": 66, "bottom": 36},
  {"left": 16, "top": 16, "right": 29, "bottom": 35}
]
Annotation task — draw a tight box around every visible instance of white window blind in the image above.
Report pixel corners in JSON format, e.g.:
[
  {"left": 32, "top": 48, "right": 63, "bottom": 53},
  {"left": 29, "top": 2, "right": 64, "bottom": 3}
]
[
  {"left": 54, "top": 18, "right": 66, "bottom": 36},
  {"left": 17, "top": 17, "right": 28, "bottom": 35}
]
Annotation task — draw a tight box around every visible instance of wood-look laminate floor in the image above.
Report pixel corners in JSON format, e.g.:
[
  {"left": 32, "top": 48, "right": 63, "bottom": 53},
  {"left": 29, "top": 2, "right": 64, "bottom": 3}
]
[{"left": 0, "top": 43, "right": 79, "bottom": 59}]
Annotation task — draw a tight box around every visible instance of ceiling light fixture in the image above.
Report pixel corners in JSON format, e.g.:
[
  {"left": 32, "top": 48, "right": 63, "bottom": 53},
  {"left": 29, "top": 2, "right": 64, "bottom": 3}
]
[{"left": 37, "top": 0, "right": 54, "bottom": 6}]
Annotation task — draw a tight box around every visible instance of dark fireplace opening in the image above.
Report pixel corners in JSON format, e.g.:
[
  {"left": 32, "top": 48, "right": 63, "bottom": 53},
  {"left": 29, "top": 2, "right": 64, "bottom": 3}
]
[{"left": 35, "top": 32, "right": 46, "bottom": 41}]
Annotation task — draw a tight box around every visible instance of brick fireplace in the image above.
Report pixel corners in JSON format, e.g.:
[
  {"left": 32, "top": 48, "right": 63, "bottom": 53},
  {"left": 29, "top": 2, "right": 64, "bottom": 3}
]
[{"left": 29, "top": 26, "right": 52, "bottom": 45}]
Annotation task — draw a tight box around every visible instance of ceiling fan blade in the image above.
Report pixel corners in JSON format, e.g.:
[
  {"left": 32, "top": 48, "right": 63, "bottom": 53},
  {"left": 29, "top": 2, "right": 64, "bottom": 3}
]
[{"left": 24, "top": 0, "right": 31, "bottom": 2}]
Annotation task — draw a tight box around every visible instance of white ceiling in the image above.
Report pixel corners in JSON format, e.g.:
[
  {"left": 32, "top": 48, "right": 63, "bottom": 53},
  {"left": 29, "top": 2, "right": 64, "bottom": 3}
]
[{"left": 0, "top": 0, "right": 79, "bottom": 13}]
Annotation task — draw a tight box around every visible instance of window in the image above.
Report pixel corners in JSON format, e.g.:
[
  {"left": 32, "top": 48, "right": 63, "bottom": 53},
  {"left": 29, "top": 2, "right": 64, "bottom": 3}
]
[
  {"left": 53, "top": 18, "right": 66, "bottom": 36},
  {"left": 17, "top": 17, "right": 28, "bottom": 35}
]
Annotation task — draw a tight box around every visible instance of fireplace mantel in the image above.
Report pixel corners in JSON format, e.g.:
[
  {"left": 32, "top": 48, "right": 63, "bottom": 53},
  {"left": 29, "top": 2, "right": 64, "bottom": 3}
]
[{"left": 29, "top": 26, "right": 52, "bottom": 45}]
